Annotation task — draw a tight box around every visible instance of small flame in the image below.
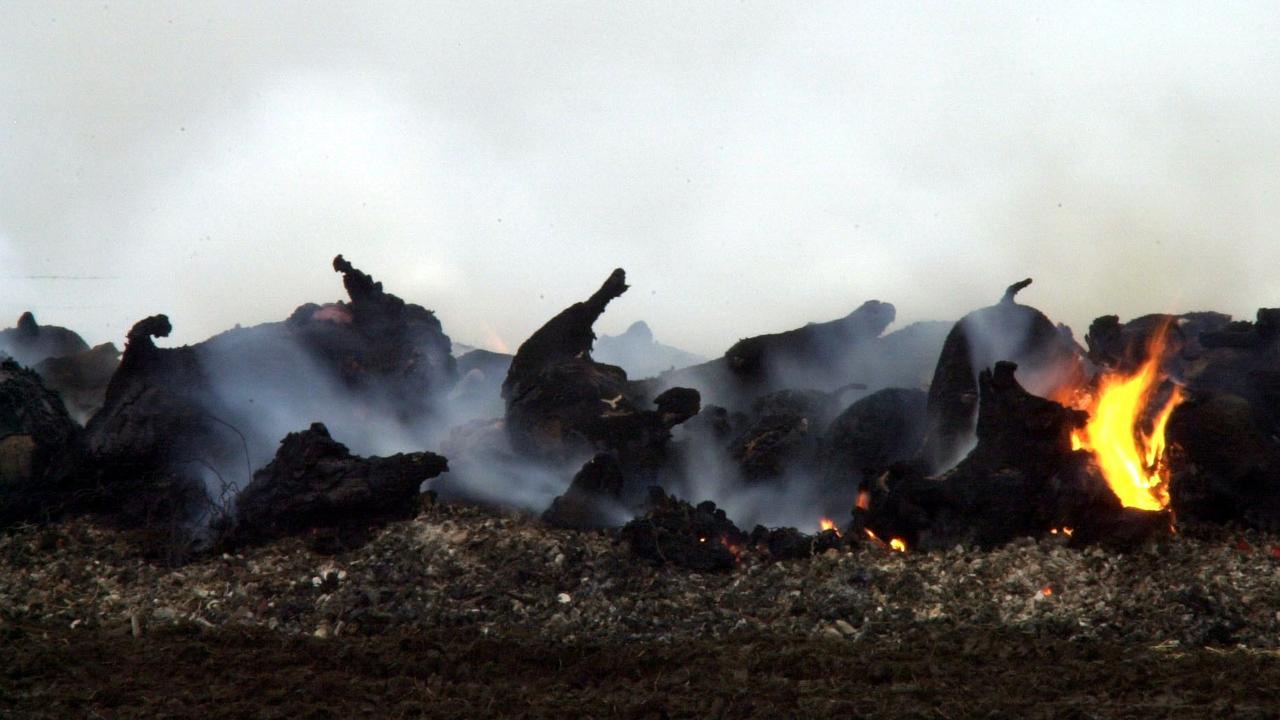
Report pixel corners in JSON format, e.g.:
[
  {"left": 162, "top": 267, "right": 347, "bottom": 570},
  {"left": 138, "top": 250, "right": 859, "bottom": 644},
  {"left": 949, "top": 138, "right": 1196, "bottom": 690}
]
[
  {"left": 855, "top": 489, "right": 870, "bottom": 511},
  {"left": 1071, "top": 326, "right": 1183, "bottom": 511},
  {"left": 1040, "top": 585, "right": 1053, "bottom": 597},
  {"left": 719, "top": 536, "right": 744, "bottom": 560},
  {"left": 864, "top": 528, "right": 907, "bottom": 552},
  {"left": 819, "top": 517, "right": 841, "bottom": 536}
]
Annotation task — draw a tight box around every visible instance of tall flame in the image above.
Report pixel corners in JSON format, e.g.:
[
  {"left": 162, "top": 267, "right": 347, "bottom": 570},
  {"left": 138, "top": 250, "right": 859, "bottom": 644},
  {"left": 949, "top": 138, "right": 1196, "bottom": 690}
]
[{"left": 1070, "top": 329, "right": 1182, "bottom": 511}]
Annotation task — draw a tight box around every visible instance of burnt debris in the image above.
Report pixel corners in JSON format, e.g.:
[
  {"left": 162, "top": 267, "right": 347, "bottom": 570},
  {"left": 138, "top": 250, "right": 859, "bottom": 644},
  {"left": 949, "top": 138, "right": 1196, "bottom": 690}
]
[
  {"left": 621, "top": 487, "right": 747, "bottom": 572},
  {"left": 233, "top": 422, "right": 447, "bottom": 550}
]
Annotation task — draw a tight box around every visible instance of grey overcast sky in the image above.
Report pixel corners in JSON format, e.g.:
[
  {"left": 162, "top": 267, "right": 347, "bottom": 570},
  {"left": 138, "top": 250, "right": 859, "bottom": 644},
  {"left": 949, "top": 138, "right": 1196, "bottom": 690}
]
[{"left": 2, "top": 1, "right": 1279, "bottom": 356}]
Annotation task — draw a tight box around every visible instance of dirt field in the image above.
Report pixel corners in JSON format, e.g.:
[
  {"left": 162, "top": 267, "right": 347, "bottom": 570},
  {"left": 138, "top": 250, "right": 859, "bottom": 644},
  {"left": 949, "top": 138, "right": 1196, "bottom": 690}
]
[{"left": 3, "top": 620, "right": 1278, "bottom": 719}]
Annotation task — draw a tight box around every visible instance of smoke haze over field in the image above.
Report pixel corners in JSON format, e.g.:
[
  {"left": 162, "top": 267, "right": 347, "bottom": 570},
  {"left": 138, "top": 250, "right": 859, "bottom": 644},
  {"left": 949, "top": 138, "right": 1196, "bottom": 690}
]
[{"left": 3, "top": 2, "right": 1280, "bottom": 356}]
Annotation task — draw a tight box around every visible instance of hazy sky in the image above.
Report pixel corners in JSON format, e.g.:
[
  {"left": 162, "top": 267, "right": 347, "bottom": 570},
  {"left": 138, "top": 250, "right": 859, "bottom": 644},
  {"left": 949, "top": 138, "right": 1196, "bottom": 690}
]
[{"left": 3, "top": 2, "right": 1279, "bottom": 356}]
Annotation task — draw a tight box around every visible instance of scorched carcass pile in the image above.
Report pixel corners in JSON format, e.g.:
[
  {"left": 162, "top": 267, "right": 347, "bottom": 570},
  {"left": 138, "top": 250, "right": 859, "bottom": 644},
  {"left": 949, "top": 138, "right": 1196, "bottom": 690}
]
[{"left": 3, "top": 258, "right": 1280, "bottom": 572}]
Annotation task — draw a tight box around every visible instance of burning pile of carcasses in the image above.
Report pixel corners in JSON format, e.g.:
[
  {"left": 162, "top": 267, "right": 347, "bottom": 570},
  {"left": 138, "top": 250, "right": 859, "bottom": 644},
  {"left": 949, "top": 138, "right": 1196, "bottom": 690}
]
[{"left": 3, "top": 257, "right": 1280, "bottom": 568}]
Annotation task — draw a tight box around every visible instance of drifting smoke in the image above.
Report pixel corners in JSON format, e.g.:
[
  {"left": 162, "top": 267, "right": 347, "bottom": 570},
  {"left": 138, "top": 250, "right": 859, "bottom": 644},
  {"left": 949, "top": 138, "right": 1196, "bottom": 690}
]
[{"left": 593, "top": 322, "right": 707, "bottom": 380}]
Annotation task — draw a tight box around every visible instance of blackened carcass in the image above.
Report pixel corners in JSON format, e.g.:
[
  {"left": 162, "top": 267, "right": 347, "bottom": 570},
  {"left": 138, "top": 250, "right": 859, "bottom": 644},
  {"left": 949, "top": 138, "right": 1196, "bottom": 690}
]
[
  {"left": 0, "top": 312, "right": 90, "bottom": 367},
  {"left": 644, "top": 300, "right": 901, "bottom": 410},
  {"left": 819, "top": 387, "right": 928, "bottom": 494},
  {"left": 233, "top": 422, "right": 447, "bottom": 550},
  {"left": 727, "top": 389, "right": 841, "bottom": 483},
  {"left": 0, "top": 359, "right": 84, "bottom": 526},
  {"left": 864, "top": 361, "right": 1165, "bottom": 551},
  {"left": 501, "top": 269, "right": 699, "bottom": 476},
  {"left": 83, "top": 315, "right": 241, "bottom": 529},
  {"left": 450, "top": 348, "right": 513, "bottom": 421},
  {"left": 82, "top": 255, "right": 459, "bottom": 530},
  {"left": 1079, "top": 309, "right": 1280, "bottom": 529},
  {"left": 621, "top": 486, "right": 747, "bottom": 571},
  {"left": 749, "top": 524, "right": 844, "bottom": 560},
  {"left": 1114, "top": 308, "right": 1280, "bottom": 529},
  {"left": 916, "top": 279, "right": 1084, "bottom": 474},
  {"left": 32, "top": 342, "right": 121, "bottom": 424},
  {"left": 541, "top": 452, "right": 627, "bottom": 530},
  {"left": 195, "top": 255, "right": 458, "bottom": 462}
]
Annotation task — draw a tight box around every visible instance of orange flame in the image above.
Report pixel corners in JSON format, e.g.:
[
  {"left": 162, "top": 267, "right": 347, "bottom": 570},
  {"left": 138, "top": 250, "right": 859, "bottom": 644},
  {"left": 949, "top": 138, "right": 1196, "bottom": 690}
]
[
  {"left": 855, "top": 490, "right": 870, "bottom": 511},
  {"left": 1071, "top": 328, "right": 1183, "bottom": 511},
  {"left": 864, "top": 528, "right": 907, "bottom": 552},
  {"left": 819, "top": 518, "right": 841, "bottom": 536}
]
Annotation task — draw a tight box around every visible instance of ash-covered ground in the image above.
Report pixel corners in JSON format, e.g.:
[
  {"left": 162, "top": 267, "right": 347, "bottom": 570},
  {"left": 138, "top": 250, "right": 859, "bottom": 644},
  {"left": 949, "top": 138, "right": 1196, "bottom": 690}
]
[{"left": 3, "top": 501, "right": 1280, "bottom": 719}]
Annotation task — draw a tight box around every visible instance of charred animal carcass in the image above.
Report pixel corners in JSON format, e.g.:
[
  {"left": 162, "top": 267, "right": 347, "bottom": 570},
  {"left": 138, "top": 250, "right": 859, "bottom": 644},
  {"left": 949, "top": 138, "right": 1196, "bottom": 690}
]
[
  {"left": 233, "top": 422, "right": 448, "bottom": 550},
  {"left": 32, "top": 342, "right": 121, "bottom": 424},
  {"left": 0, "top": 312, "right": 90, "bottom": 368},
  {"left": 83, "top": 315, "right": 241, "bottom": 530},
  {"left": 0, "top": 359, "right": 85, "bottom": 526},
  {"left": 644, "top": 300, "right": 899, "bottom": 411},
  {"left": 501, "top": 269, "right": 700, "bottom": 479},
  {"left": 916, "top": 279, "right": 1084, "bottom": 474},
  {"left": 864, "top": 361, "right": 1164, "bottom": 551}
]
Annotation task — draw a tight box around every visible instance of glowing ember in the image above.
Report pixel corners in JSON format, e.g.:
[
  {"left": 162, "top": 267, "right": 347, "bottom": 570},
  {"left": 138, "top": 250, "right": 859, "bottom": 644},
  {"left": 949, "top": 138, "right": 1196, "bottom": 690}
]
[
  {"left": 1040, "top": 585, "right": 1053, "bottom": 597},
  {"left": 1070, "top": 328, "right": 1183, "bottom": 511},
  {"left": 864, "top": 528, "right": 907, "bottom": 552},
  {"left": 855, "top": 489, "right": 870, "bottom": 511}
]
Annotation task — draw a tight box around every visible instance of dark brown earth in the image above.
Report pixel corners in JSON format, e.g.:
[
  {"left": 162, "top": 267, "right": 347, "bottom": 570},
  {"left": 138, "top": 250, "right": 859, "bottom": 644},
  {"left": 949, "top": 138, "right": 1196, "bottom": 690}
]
[
  {"left": 4, "top": 621, "right": 1279, "bottom": 719},
  {"left": 4, "top": 503, "right": 1280, "bottom": 719}
]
